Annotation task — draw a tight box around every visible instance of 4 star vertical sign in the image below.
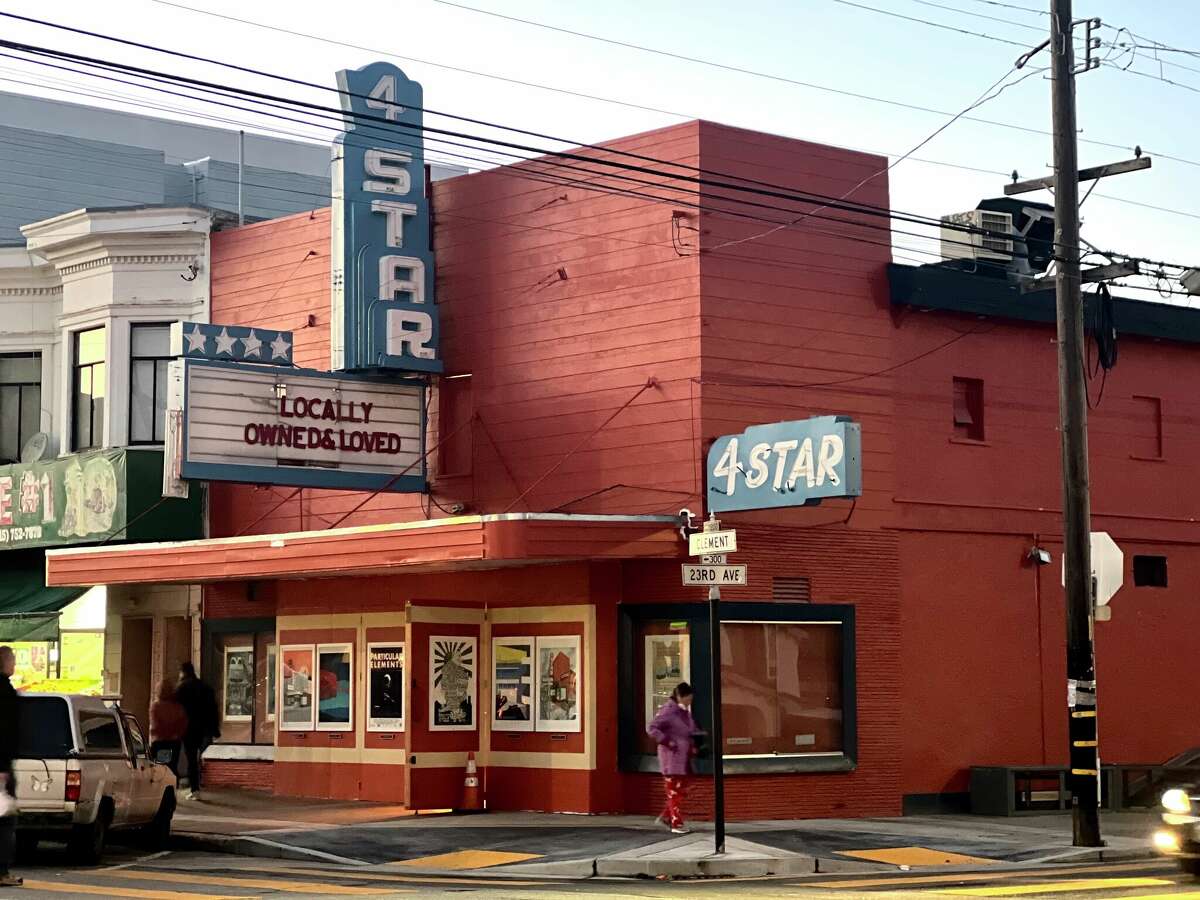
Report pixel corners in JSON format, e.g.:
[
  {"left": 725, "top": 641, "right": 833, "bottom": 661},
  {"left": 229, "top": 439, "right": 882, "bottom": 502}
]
[{"left": 331, "top": 62, "right": 441, "bottom": 374}]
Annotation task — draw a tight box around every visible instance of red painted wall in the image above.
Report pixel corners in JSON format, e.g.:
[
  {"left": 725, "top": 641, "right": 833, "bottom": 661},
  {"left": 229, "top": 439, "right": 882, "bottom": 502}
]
[{"left": 895, "top": 309, "right": 1200, "bottom": 797}]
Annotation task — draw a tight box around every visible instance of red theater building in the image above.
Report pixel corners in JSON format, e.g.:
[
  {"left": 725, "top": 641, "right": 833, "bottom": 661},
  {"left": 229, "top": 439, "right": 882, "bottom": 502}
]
[{"left": 44, "top": 66, "right": 1200, "bottom": 819}]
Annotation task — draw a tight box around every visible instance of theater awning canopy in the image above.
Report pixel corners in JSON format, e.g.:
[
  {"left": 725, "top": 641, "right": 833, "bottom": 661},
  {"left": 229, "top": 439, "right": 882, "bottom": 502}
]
[{"left": 45, "top": 514, "right": 682, "bottom": 586}]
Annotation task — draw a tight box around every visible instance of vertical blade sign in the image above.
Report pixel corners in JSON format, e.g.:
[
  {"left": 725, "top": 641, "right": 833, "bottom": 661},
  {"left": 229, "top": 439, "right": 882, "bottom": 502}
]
[{"left": 331, "top": 62, "right": 441, "bottom": 374}]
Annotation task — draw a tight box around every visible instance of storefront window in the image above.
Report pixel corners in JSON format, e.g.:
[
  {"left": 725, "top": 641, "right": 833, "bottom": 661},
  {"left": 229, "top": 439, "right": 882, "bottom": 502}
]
[
  {"left": 210, "top": 629, "right": 275, "bottom": 745},
  {"left": 635, "top": 621, "right": 691, "bottom": 756},
  {"left": 720, "top": 621, "right": 843, "bottom": 756}
]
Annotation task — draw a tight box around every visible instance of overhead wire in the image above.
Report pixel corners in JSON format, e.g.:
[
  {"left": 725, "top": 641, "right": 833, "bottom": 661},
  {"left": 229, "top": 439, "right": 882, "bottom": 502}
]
[
  {"left": 55, "top": 3, "right": 1200, "bottom": 221},
  {"left": 0, "top": 38, "right": 1056, "bottom": 264},
  {"left": 2, "top": 29, "right": 1171, "bottom": 273},
  {"left": 133, "top": 1, "right": 1200, "bottom": 172},
  {"left": 4, "top": 35, "right": 1194, "bottom": 297},
  {"left": 1, "top": 15, "right": 1195, "bottom": 295}
]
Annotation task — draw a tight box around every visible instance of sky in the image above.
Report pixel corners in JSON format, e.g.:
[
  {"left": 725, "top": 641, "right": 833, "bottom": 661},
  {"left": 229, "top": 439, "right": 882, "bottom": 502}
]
[{"left": 2, "top": 0, "right": 1199, "bottom": 298}]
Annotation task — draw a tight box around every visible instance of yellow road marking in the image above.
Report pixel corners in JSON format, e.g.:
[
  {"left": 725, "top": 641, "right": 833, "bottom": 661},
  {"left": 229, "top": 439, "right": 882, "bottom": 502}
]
[
  {"left": 811, "top": 861, "right": 1165, "bottom": 889},
  {"left": 94, "top": 870, "right": 403, "bottom": 895},
  {"left": 935, "top": 877, "right": 1174, "bottom": 896},
  {"left": 840, "top": 847, "right": 997, "bottom": 867},
  {"left": 18, "top": 881, "right": 249, "bottom": 900},
  {"left": 392, "top": 849, "right": 543, "bottom": 869},
  {"left": 1107, "top": 894, "right": 1200, "bottom": 900},
  {"left": 264, "top": 864, "right": 546, "bottom": 887}
]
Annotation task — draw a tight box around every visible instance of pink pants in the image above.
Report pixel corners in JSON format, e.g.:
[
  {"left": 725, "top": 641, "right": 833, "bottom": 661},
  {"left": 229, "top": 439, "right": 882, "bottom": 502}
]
[{"left": 660, "top": 776, "right": 687, "bottom": 829}]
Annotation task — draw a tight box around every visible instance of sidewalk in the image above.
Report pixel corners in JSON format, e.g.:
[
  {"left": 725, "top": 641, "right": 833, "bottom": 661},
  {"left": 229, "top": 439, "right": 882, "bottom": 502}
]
[{"left": 168, "top": 789, "right": 1161, "bottom": 879}]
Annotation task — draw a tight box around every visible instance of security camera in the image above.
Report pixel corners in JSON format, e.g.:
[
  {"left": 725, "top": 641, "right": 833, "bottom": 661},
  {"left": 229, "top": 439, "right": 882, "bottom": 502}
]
[{"left": 678, "top": 508, "right": 696, "bottom": 541}]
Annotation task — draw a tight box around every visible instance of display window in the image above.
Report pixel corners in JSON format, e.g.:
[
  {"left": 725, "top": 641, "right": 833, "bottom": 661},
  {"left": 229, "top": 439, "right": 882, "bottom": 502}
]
[
  {"left": 491, "top": 637, "right": 533, "bottom": 732},
  {"left": 279, "top": 644, "right": 316, "bottom": 732},
  {"left": 316, "top": 643, "right": 354, "bottom": 732},
  {"left": 429, "top": 636, "right": 476, "bottom": 731},
  {"left": 367, "top": 643, "right": 404, "bottom": 732},
  {"left": 720, "top": 621, "right": 843, "bottom": 756},
  {"left": 534, "top": 635, "right": 581, "bottom": 733}
]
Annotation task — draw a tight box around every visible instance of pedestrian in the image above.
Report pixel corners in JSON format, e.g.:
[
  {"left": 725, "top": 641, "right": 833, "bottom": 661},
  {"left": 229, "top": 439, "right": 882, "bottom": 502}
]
[
  {"left": 149, "top": 679, "right": 188, "bottom": 775},
  {"left": 0, "top": 645, "right": 23, "bottom": 887},
  {"left": 646, "top": 682, "right": 701, "bottom": 835},
  {"left": 175, "top": 662, "right": 219, "bottom": 800}
]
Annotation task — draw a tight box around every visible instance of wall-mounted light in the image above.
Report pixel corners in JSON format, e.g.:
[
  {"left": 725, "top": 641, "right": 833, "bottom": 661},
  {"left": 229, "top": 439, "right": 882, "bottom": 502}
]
[{"left": 1028, "top": 547, "right": 1052, "bottom": 565}]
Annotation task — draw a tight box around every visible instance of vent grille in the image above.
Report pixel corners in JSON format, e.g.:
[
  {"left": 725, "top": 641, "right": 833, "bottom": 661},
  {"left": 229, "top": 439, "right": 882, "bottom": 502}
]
[
  {"left": 773, "top": 577, "right": 812, "bottom": 602},
  {"left": 979, "top": 212, "right": 1012, "bottom": 254}
]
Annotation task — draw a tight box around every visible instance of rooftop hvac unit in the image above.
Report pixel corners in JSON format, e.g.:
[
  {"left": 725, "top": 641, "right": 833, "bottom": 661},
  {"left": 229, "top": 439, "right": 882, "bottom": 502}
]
[{"left": 940, "top": 209, "right": 1014, "bottom": 264}]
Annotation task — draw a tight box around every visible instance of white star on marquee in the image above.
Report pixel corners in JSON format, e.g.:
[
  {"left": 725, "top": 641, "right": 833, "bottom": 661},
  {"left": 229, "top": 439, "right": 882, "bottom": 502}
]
[
  {"left": 213, "top": 327, "right": 238, "bottom": 356},
  {"left": 242, "top": 330, "right": 263, "bottom": 358},
  {"left": 184, "top": 326, "right": 208, "bottom": 355},
  {"left": 269, "top": 334, "right": 292, "bottom": 360}
]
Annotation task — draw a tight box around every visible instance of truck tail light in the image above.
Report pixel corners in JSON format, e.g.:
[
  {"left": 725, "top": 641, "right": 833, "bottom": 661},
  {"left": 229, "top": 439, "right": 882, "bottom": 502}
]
[{"left": 65, "top": 771, "right": 81, "bottom": 803}]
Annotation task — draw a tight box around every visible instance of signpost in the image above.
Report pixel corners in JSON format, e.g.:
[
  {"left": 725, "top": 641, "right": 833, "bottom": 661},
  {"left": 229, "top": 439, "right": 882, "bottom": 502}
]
[{"left": 693, "top": 515, "right": 731, "bottom": 856}]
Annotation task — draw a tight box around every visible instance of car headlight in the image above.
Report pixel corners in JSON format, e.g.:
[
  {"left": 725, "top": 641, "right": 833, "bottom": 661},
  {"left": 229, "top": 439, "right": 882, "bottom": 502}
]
[{"left": 1162, "top": 789, "right": 1192, "bottom": 814}]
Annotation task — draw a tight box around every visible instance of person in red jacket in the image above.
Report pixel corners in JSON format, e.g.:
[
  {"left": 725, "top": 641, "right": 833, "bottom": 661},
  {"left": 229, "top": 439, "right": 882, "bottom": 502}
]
[
  {"left": 149, "top": 679, "right": 188, "bottom": 775},
  {"left": 646, "top": 682, "right": 702, "bottom": 834}
]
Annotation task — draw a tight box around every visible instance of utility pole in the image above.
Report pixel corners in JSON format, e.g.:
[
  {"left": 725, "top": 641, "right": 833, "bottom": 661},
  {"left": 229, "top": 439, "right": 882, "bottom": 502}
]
[{"left": 1050, "top": 0, "right": 1100, "bottom": 847}]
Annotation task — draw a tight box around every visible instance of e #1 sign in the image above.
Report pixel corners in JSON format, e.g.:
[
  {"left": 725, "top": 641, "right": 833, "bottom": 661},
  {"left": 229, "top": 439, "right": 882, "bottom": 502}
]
[{"left": 706, "top": 416, "right": 861, "bottom": 513}]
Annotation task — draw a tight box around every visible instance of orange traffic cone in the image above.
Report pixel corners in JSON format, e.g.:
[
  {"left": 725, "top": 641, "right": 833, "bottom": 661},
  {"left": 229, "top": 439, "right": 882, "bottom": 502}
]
[{"left": 461, "top": 751, "right": 483, "bottom": 811}]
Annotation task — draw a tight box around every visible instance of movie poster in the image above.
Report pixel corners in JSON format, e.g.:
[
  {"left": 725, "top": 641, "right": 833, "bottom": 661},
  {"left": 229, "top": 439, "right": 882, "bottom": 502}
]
[
  {"left": 222, "top": 645, "right": 253, "bottom": 722},
  {"left": 429, "top": 636, "right": 476, "bottom": 731},
  {"left": 535, "top": 635, "right": 582, "bottom": 733},
  {"left": 492, "top": 637, "right": 534, "bottom": 732},
  {"left": 317, "top": 643, "right": 353, "bottom": 731},
  {"left": 279, "top": 644, "right": 315, "bottom": 731},
  {"left": 367, "top": 643, "right": 404, "bottom": 732},
  {"left": 645, "top": 633, "right": 690, "bottom": 722}
]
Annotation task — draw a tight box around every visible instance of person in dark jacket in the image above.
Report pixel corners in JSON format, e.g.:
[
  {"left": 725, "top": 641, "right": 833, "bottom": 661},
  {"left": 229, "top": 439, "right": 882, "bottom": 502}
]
[
  {"left": 175, "top": 662, "right": 219, "bottom": 800},
  {"left": 646, "top": 682, "right": 702, "bottom": 834},
  {"left": 0, "top": 645, "right": 23, "bottom": 886}
]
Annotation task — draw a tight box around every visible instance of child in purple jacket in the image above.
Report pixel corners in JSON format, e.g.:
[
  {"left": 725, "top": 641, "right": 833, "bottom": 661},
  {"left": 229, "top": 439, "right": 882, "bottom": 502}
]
[{"left": 646, "top": 682, "right": 700, "bottom": 833}]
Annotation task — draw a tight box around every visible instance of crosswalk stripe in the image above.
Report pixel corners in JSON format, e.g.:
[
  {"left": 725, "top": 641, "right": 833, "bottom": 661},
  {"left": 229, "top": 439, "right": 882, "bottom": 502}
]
[
  {"left": 934, "top": 877, "right": 1174, "bottom": 896},
  {"left": 18, "top": 880, "right": 248, "bottom": 900},
  {"left": 810, "top": 861, "right": 1165, "bottom": 889},
  {"left": 392, "top": 849, "right": 542, "bottom": 870},
  {"left": 92, "top": 870, "right": 406, "bottom": 895}
]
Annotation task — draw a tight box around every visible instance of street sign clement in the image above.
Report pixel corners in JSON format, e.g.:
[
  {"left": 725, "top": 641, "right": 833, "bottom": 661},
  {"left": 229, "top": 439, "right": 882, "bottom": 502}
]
[{"left": 689, "top": 530, "right": 737, "bottom": 555}]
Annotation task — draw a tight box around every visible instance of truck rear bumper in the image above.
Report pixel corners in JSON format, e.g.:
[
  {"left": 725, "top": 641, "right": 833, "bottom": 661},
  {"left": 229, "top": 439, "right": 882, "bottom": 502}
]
[{"left": 16, "top": 811, "right": 76, "bottom": 832}]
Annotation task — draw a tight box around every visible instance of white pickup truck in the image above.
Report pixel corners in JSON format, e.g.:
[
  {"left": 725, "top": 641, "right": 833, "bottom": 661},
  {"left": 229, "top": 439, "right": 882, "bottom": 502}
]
[{"left": 13, "top": 693, "right": 177, "bottom": 864}]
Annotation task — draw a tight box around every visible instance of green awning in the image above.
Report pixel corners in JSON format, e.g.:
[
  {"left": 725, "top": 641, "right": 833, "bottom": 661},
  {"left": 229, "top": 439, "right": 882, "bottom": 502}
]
[{"left": 0, "top": 549, "right": 84, "bottom": 643}]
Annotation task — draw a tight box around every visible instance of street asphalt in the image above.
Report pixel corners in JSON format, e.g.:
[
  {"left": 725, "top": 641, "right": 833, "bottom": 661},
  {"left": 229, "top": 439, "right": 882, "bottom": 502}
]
[{"left": 1, "top": 845, "right": 1196, "bottom": 899}]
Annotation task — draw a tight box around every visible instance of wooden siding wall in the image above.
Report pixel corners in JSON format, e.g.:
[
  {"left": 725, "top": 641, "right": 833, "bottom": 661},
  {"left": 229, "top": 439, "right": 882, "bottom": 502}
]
[
  {"left": 695, "top": 122, "right": 895, "bottom": 532},
  {"left": 894, "top": 312, "right": 1200, "bottom": 795},
  {"left": 208, "top": 122, "right": 707, "bottom": 538}
]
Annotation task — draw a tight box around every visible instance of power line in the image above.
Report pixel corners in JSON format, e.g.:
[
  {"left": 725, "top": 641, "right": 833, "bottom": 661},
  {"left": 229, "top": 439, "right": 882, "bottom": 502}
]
[
  {"left": 1, "top": 21, "right": 1193, "bottom": 290},
  {"left": 825, "top": 0, "right": 1029, "bottom": 46},
  {"left": 901, "top": 0, "right": 1046, "bottom": 33},
  {"left": 709, "top": 62, "right": 1042, "bottom": 253},
  {"left": 110, "top": 1, "right": 1200, "bottom": 220},
  {"left": 0, "top": 35, "right": 1052, "bottom": 261},
  {"left": 5, "top": 32, "right": 1190, "bottom": 280}
]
